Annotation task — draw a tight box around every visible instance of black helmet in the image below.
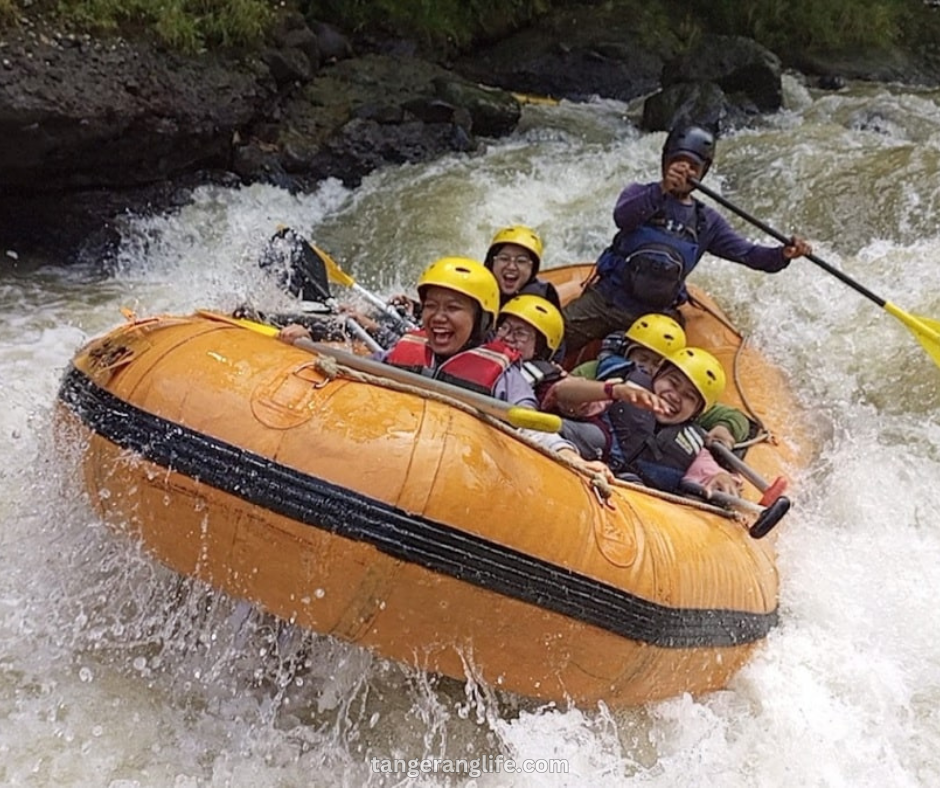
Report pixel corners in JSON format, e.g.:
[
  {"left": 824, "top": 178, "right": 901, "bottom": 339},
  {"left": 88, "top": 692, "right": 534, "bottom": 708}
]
[{"left": 662, "top": 125, "right": 716, "bottom": 176}]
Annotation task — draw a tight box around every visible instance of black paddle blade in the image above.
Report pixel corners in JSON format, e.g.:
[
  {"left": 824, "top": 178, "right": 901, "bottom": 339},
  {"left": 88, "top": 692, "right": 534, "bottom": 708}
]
[
  {"left": 749, "top": 496, "right": 791, "bottom": 539},
  {"left": 258, "top": 226, "right": 332, "bottom": 303}
]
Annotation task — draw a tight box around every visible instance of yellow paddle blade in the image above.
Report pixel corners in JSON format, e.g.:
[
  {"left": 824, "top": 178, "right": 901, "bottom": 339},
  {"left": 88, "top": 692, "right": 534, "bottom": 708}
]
[
  {"left": 312, "top": 243, "right": 356, "bottom": 288},
  {"left": 510, "top": 91, "right": 560, "bottom": 106},
  {"left": 233, "top": 317, "right": 279, "bottom": 337},
  {"left": 196, "top": 310, "right": 280, "bottom": 337},
  {"left": 884, "top": 303, "right": 940, "bottom": 367},
  {"left": 505, "top": 407, "right": 563, "bottom": 432}
]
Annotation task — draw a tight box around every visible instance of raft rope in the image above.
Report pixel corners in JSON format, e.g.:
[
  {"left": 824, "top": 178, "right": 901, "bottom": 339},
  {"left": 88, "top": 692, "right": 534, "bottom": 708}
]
[{"left": 311, "top": 354, "right": 743, "bottom": 523}]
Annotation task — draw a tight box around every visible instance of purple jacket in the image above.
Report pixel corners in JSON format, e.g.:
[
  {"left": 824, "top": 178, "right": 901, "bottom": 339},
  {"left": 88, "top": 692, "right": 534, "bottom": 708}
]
[{"left": 612, "top": 181, "right": 789, "bottom": 272}]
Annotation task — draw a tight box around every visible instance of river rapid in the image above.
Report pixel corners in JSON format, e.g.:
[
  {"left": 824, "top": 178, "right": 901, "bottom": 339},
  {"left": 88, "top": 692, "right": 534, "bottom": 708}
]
[{"left": 2, "top": 76, "right": 940, "bottom": 787}]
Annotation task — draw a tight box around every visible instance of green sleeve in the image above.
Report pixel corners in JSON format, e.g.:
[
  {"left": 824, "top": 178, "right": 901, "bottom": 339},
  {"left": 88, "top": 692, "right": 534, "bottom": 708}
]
[
  {"left": 570, "top": 360, "right": 599, "bottom": 379},
  {"left": 696, "top": 403, "right": 750, "bottom": 443}
]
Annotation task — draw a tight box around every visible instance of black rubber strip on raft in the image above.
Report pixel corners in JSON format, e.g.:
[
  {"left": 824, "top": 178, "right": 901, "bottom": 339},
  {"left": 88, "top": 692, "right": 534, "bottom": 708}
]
[{"left": 58, "top": 366, "right": 778, "bottom": 648}]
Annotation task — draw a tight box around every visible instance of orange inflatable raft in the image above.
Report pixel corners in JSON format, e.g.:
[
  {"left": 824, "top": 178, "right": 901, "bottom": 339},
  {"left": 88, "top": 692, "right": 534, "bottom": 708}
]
[{"left": 55, "top": 265, "right": 807, "bottom": 707}]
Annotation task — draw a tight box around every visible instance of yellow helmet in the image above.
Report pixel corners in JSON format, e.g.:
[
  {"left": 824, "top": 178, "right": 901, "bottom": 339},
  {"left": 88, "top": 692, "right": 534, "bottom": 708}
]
[
  {"left": 661, "top": 346, "right": 726, "bottom": 412},
  {"left": 486, "top": 225, "right": 544, "bottom": 273},
  {"left": 625, "top": 313, "right": 687, "bottom": 358},
  {"left": 499, "top": 295, "right": 565, "bottom": 352},
  {"left": 417, "top": 257, "right": 500, "bottom": 329}
]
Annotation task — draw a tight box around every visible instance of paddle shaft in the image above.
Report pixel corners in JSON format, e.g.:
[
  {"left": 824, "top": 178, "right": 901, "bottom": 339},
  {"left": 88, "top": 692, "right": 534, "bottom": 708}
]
[
  {"left": 709, "top": 441, "right": 770, "bottom": 491},
  {"left": 311, "top": 242, "right": 418, "bottom": 331},
  {"left": 680, "top": 480, "right": 790, "bottom": 539},
  {"left": 293, "top": 337, "right": 561, "bottom": 433},
  {"left": 680, "top": 480, "right": 762, "bottom": 514},
  {"left": 340, "top": 315, "right": 384, "bottom": 353},
  {"left": 690, "top": 178, "right": 887, "bottom": 308},
  {"left": 352, "top": 281, "right": 418, "bottom": 331}
]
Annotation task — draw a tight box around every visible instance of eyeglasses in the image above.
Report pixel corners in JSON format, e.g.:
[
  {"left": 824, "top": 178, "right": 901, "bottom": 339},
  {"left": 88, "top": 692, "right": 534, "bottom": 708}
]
[
  {"left": 496, "top": 322, "right": 536, "bottom": 342},
  {"left": 493, "top": 254, "right": 534, "bottom": 268}
]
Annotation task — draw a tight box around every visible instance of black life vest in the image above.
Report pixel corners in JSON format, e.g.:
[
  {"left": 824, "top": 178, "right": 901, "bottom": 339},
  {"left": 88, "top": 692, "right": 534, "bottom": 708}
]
[
  {"left": 520, "top": 359, "right": 564, "bottom": 397},
  {"left": 603, "top": 367, "right": 707, "bottom": 491},
  {"left": 514, "top": 278, "right": 562, "bottom": 310},
  {"left": 596, "top": 201, "right": 706, "bottom": 311}
]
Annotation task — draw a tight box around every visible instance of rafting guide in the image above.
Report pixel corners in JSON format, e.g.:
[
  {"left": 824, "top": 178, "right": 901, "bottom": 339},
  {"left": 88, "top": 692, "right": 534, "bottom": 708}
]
[{"left": 562, "top": 124, "right": 814, "bottom": 354}]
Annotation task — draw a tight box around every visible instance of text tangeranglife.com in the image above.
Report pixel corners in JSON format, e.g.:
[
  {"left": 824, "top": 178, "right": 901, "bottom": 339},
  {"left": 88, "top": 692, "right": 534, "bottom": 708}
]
[{"left": 370, "top": 755, "right": 569, "bottom": 779}]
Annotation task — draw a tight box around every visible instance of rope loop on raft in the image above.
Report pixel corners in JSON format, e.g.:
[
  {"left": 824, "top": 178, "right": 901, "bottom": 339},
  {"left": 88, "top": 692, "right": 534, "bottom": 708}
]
[{"left": 311, "top": 353, "right": 741, "bottom": 522}]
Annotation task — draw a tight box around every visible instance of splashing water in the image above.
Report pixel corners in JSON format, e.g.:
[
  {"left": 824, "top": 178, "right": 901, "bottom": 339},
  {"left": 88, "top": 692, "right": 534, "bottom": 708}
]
[{"left": 2, "top": 80, "right": 940, "bottom": 786}]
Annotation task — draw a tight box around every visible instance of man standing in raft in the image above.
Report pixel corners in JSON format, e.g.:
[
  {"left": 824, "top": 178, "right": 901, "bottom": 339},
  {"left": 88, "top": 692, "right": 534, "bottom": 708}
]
[{"left": 562, "top": 125, "right": 814, "bottom": 354}]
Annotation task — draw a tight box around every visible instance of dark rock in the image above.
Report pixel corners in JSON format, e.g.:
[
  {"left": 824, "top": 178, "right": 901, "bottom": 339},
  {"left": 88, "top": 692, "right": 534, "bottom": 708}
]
[
  {"left": 792, "top": 48, "right": 935, "bottom": 85},
  {"left": 273, "top": 10, "right": 309, "bottom": 40},
  {"left": 311, "top": 22, "right": 353, "bottom": 63},
  {"left": 352, "top": 103, "right": 406, "bottom": 124},
  {"left": 642, "top": 81, "right": 732, "bottom": 134},
  {"left": 432, "top": 77, "right": 520, "bottom": 137},
  {"left": 452, "top": 7, "right": 669, "bottom": 103},
  {"left": 401, "top": 98, "right": 462, "bottom": 125},
  {"left": 263, "top": 47, "right": 312, "bottom": 86},
  {"left": 0, "top": 32, "right": 270, "bottom": 193},
  {"left": 817, "top": 74, "right": 847, "bottom": 91},
  {"left": 232, "top": 140, "right": 286, "bottom": 183},
  {"left": 662, "top": 35, "right": 783, "bottom": 113},
  {"left": 372, "top": 38, "right": 420, "bottom": 58},
  {"left": 280, "top": 53, "right": 489, "bottom": 185},
  {"left": 280, "top": 27, "right": 320, "bottom": 73},
  {"left": 0, "top": 171, "right": 236, "bottom": 261},
  {"left": 311, "top": 117, "right": 472, "bottom": 186}
]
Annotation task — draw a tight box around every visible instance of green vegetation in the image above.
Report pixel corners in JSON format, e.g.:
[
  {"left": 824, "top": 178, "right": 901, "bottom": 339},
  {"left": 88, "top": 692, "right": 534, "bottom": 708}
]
[
  {"left": 5, "top": 0, "right": 940, "bottom": 58},
  {"left": 301, "top": 0, "right": 550, "bottom": 50},
  {"left": 54, "top": 0, "right": 275, "bottom": 52},
  {"left": 689, "top": 0, "right": 909, "bottom": 53},
  {"left": 0, "top": 0, "right": 18, "bottom": 28},
  {"left": 301, "top": 0, "right": 933, "bottom": 57}
]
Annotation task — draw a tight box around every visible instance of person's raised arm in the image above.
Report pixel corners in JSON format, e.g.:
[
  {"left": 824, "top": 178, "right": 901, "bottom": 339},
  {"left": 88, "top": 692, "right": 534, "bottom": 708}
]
[
  {"left": 612, "top": 182, "right": 669, "bottom": 232},
  {"left": 552, "top": 376, "right": 667, "bottom": 414}
]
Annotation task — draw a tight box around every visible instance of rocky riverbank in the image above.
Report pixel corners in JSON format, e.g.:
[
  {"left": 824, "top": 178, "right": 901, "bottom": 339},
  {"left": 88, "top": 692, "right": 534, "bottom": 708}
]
[{"left": 3, "top": 3, "right": 939, "bottom": 262}]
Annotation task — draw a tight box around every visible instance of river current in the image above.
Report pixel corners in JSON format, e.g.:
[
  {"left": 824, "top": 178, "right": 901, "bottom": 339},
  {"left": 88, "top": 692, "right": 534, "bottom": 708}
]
[{"left": 2, "top": 76, "right": 940, "bottom": 786}]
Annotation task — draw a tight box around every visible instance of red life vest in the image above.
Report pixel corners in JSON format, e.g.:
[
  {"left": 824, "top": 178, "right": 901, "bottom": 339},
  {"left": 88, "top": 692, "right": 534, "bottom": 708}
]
[
  {"left": 384, "top": 331, "right": 521, "bottom": 396},
  {"left": 384, "top": 331, "right": 435, "bottom": 375}
]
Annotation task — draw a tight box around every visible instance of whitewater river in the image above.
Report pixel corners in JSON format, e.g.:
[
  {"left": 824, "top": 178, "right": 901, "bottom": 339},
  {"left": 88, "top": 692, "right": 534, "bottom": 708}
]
[{"left": 2, "top": 76, "right": 940, "bottom": 786}]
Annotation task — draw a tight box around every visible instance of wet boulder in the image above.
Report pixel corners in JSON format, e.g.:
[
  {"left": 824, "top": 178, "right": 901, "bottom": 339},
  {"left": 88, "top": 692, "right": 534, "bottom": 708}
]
[{"left": 662, "top": 34, "right": 783, "bottom": 112}]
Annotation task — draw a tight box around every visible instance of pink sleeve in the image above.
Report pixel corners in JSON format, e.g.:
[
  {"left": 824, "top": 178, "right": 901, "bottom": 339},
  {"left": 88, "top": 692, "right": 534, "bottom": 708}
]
[{"left": 683, "top": 448, "right": 728, "bottom": 486}]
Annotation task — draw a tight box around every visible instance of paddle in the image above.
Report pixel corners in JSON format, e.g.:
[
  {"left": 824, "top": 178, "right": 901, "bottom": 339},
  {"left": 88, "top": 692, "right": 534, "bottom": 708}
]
[
  {"left": 262, "top": 226, "right": 333, "bottom": 304},
  {"left": 304, "top": 238, "right": 419, "bottom": 332},
  {"left": 263, "top": 227, "right": 384, "bottom": 353},
  {"left": 690, "top": 177, "right": 940, "bottom": 367},
  {"left": 679, "top": 480, "right": 789, "bottom": 539},
  {"left": 198, "top": 310, "right": 562, "bottom": 433},
  {"left": 709, "top": 441, "right": 789, "bottom": 508}
]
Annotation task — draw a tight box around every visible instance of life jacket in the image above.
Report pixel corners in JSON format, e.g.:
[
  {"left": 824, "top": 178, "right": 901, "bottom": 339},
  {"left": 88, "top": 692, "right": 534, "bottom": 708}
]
[
  {"left": 386, "top": 331, "right": 521, "bottom": 396},
  {"left": 603, "top": 367, "right": 706, "bottom": 492},
  {"left": 520, "top": 359, "right": 564, "bottom": 394},
  {"left": 384, "top": 331, "right": 436, "bottom": 376},
  {"left": 436, "top": 339, "right": 521, "bottom": 396},
  {"left": 596, "top": 201, "right": 706, "bottom": 311},
  {"left": 516, "top": 278, "right": 562, "bottom": 309}
]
